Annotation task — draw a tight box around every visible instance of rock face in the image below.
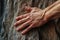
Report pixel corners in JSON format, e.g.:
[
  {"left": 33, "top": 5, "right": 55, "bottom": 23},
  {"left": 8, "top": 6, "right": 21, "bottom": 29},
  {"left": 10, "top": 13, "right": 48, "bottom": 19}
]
[{"left": 0, "top": 0, "right": 60, "bottom": 40}]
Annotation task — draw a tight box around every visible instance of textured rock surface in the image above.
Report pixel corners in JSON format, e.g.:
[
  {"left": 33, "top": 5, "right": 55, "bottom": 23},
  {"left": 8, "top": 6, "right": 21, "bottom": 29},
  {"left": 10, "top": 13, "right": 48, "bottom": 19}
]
[{"left": 0, "top": 0, "right": 60, "bottom": 40}]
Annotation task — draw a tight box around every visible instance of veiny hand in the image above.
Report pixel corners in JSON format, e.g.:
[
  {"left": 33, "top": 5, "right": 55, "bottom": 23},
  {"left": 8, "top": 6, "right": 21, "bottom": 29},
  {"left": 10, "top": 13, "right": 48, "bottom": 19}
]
[{"left": 14, "top": 7, "right": 47, "bottom": 35}]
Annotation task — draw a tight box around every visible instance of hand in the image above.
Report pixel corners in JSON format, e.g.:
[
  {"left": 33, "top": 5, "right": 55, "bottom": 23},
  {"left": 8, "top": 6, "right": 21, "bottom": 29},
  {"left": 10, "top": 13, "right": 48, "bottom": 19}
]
[{"left": 14, "top": 7, "right": 47, "bottom": 35}]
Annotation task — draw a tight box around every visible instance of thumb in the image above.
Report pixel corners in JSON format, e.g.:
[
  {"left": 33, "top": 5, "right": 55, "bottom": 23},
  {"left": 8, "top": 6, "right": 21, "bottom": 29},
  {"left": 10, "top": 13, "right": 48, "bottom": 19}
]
[{"left": 24, "top": 6, "right": 32, "bottom": 13}]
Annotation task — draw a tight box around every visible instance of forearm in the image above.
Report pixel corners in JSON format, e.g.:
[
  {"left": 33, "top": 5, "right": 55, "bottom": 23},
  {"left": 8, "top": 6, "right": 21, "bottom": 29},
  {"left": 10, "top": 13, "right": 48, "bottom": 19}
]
[
  {"left": 43, "top": 1, "right": 60, "bottom": 21},
  {"left": 44, "top": 0, "right": 60, "bottom": 12}
]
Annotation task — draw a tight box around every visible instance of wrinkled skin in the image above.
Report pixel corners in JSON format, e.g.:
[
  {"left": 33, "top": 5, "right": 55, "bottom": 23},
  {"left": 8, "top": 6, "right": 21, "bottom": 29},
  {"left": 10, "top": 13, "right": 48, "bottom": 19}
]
[
  {"left": 14, "top": 7, "right": 47, "bottom": 35},
  {"left": 14, "top": 2, "right": 60, "bottom": 35}
]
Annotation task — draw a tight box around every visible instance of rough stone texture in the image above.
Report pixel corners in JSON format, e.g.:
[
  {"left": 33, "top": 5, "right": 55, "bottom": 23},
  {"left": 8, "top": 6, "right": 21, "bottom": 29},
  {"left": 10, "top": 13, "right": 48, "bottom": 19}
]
[{"left": 0, "top": 0, "right": 60, "bottom": 40}]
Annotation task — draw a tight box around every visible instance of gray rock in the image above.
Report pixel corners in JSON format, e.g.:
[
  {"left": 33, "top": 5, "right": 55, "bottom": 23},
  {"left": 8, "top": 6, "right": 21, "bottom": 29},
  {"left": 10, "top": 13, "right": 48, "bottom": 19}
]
[{"left": 0, "top": 0, "right": 60, "bottom": 40}]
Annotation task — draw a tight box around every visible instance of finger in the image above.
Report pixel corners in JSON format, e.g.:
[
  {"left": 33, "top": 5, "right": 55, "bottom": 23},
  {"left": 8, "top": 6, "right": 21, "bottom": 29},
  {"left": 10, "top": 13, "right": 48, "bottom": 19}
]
[
  {"left": 21, "top": 23, "right": 34, "bottom": 35},
  {"left": 16, "top": 19, "right": 32, "bottom": 31},
  {"left": 16, "top": 14, "right": 29, "bottom": 21},
  {"left": 14, "top": 16, "right": 30, "bottom": 26},
  {"left": 24, "top": 6, "right": 32, "bottom": 13}
]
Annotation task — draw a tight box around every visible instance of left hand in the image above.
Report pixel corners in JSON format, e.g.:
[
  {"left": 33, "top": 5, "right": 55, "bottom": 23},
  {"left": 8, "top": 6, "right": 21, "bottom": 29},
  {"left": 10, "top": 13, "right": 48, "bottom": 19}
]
[{"left": 14, "top": 7, "right": 47, "bottom": 35}]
